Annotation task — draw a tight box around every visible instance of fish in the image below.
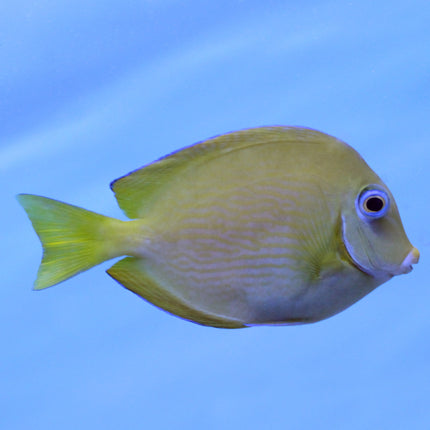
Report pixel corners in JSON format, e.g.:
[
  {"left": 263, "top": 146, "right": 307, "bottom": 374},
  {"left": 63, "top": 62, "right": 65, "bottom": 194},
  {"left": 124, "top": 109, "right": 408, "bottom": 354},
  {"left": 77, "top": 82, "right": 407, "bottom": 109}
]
[{"left": 17, "top": 126, "right": 419, "bottom": 328}]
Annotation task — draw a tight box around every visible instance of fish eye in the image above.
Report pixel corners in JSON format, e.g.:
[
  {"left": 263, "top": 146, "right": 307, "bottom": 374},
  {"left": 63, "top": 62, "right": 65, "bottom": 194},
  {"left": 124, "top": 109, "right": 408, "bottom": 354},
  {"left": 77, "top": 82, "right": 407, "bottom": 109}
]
[{"left": 356, "top": 186, "right": 390, "bottom": 219}]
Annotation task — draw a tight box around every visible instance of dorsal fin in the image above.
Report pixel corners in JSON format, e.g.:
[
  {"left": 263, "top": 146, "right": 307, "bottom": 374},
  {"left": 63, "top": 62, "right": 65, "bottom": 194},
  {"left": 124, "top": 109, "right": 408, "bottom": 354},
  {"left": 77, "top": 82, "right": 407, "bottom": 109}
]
[{"left": 110, "top": 126, "right": 335, "bottom": 219}]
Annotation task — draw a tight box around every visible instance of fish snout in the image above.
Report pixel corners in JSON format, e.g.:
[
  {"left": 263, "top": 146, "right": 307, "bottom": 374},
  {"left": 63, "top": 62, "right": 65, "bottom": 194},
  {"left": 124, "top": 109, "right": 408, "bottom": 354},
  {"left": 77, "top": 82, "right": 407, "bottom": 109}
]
[{"left": 398, "top": 247, "right": 420, "bottom": 274}]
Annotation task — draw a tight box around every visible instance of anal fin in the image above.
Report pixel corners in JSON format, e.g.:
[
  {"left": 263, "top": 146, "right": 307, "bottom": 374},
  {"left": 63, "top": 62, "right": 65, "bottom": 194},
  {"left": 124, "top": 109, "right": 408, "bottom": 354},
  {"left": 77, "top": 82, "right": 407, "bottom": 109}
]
[{"left": 106, "top": 257, "right": 245, "bottom": 329}]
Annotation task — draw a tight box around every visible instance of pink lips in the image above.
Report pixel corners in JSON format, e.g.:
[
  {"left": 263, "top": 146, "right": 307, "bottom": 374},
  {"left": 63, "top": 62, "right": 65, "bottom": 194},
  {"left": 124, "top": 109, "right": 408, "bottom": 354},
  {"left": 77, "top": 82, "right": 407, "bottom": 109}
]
[{"left": 398, "top": 247, "right": 420, "bottom": 274}]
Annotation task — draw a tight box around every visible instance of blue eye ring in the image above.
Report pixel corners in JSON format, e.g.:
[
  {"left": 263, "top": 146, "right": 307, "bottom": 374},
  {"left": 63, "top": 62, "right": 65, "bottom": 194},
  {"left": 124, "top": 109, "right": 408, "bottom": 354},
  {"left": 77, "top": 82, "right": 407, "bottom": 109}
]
[{"left": 356, "top": 186, "right": 390, "bottom": 219}]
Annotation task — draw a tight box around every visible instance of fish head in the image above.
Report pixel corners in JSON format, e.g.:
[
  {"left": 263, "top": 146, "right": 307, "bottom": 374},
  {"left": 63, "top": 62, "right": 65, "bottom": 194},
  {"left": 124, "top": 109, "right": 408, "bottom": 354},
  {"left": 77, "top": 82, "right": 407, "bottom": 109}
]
[{"left": 341, "top": 182, "right": 419, "bottom": 280}]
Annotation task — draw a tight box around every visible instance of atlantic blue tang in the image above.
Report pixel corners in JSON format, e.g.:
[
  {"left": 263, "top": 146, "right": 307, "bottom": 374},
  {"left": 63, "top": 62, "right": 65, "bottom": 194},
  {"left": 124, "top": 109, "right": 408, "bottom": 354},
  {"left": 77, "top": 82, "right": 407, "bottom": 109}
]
[{"left": 17, "top": 126, "right": 419, "bottom": 328}]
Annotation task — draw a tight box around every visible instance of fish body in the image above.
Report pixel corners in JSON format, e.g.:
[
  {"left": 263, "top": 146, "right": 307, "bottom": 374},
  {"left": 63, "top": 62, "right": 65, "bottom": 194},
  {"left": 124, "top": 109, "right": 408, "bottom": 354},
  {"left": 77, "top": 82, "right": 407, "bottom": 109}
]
[{"left": 18, "top": 126, "right": 419, "bottom": 328}]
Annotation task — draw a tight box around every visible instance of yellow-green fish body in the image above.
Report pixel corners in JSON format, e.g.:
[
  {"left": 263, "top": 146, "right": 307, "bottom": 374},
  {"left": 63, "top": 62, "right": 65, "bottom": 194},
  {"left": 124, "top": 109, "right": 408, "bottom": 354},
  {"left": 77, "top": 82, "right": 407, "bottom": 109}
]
[{"left": 18, "top": 127, "right": 419, "bottom": 328}]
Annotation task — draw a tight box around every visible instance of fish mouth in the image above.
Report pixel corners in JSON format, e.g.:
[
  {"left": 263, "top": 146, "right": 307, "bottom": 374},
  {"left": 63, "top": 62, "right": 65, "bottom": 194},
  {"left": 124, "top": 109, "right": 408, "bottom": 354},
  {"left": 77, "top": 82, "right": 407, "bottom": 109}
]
[
  {"left": 340, "top": 215, "right": 420, "bottom": 278},
  {"left": 394, "top": 247, "right": 420, "bottom": 275}
]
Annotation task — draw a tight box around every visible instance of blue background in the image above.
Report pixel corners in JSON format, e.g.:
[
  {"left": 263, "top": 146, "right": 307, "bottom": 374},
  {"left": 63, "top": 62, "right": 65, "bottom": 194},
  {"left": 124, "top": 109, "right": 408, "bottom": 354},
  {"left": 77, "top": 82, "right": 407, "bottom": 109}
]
[{"left": 2, "top": 1, "right": 429, "bottom": 429}]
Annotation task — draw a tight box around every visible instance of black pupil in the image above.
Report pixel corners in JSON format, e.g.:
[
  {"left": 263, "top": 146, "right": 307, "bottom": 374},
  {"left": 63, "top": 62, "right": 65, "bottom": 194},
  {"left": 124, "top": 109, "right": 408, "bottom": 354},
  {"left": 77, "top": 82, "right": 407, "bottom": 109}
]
[{"left": 365, "top": 196, "right": 384, "bottom": 212}]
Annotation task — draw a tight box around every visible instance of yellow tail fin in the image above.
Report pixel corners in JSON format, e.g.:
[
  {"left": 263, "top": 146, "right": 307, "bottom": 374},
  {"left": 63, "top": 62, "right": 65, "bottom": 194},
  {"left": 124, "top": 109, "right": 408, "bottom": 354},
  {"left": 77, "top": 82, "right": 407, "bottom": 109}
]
[{"left": 17, "top": 194, "right": 123, "bottom": 290}]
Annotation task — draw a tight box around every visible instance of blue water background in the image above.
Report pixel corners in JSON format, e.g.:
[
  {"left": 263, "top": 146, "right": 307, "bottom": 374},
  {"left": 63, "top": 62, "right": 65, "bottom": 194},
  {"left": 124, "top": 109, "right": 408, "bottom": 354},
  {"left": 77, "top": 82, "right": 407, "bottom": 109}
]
[{"left": 1, "top": 1, "right": 429, "bottom": 429}]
